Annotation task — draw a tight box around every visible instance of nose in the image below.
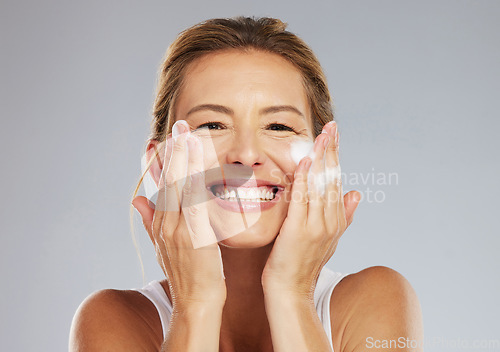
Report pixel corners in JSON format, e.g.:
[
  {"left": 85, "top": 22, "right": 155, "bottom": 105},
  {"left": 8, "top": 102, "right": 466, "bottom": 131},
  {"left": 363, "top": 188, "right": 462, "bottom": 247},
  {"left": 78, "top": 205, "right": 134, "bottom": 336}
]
[{"left": 225, "top": 132, "right": 265, "bottom": 167}]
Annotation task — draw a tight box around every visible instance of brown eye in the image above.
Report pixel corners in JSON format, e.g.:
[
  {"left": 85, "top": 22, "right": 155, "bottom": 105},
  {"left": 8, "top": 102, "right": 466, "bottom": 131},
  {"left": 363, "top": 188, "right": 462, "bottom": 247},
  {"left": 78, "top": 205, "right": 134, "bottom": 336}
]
[{"left": 197, "top": 122, "right": 225, "bottom": 130}]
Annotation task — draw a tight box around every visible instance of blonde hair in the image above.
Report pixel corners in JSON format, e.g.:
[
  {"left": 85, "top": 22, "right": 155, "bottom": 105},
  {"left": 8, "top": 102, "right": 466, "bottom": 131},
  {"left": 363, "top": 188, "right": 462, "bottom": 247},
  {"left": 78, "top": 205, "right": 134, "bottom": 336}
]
[{"left": 131, "top": 16, "right": 335, "bottom": 280}]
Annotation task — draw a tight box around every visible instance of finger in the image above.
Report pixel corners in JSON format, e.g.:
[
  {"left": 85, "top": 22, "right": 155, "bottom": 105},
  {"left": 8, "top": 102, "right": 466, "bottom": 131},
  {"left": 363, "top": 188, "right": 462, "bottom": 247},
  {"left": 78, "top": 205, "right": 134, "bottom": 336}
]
[
  {"left": 181, "top": 134, "right": 218, "bottom": 249},
  {"left": 132, "top": 194, "right": 172, "bottom": 283},
  {"left": 132, "top": 196, "right": 154, "bottom": 241},
  {"left": 307, "top": 133, "right": 330, "bottom": 228},
  {"left": 152, "top": 135, "right": 177, "bottom": 284},
  {"left": 158, "top": 121, "right": 190, "bottom": 230},
  {"left": 344, "top": 191, "right": 361, "bottom": 227},
  {"left": 324, "top": 122, "right": 346, "bottom": 235},
  {"left": 313, "top": 122, "right": 346, "bottom": 269},
  {"left": 152, "top": 136, "right": 174, "bottom": 239},
  {"left": 286, "top": 156, "right": 312, "bottom": 226}
]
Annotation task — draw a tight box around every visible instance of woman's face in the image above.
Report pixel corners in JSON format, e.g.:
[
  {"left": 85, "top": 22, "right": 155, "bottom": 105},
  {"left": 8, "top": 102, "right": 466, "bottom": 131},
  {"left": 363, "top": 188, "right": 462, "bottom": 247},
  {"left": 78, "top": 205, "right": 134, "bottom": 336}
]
[{"left": 173, "top": 49, "right": 315, "bottom": 248}]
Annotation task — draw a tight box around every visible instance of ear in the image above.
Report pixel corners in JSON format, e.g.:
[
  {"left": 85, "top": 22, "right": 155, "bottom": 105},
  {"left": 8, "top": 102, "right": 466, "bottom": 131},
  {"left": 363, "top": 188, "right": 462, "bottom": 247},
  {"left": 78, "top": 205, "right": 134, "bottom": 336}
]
[{"left": 144, "top": 139, "right": 165, "bottom": 187}]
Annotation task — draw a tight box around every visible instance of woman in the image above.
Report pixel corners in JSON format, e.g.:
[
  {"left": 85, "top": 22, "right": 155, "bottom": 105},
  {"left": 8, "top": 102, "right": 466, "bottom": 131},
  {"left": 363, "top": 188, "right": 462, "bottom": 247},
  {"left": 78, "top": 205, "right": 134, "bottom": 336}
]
[{"left": 70, "top": 16, "right": 423, "bottom": 351}]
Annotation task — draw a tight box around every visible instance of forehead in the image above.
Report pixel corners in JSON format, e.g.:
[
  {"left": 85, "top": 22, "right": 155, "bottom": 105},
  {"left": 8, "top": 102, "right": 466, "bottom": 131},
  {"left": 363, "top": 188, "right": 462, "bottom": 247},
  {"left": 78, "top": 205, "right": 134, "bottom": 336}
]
[{"left": 175, "top": 49, "right": 310, "bottom": 117}]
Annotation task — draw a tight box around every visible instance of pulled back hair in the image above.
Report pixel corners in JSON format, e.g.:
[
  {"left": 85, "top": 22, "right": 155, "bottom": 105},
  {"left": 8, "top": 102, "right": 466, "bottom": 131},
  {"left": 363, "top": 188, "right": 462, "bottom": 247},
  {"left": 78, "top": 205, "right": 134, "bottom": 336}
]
[
  {"left": 150, "top": 16, "right": 334, "bottom": 142},
  {"left": 131, "top": 17, "right": 334, "bottom": 278}
]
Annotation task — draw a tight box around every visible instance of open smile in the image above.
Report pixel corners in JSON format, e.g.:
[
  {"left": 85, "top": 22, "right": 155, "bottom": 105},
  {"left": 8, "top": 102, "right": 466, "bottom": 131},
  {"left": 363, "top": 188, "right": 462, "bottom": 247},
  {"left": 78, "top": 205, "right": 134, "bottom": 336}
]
[
  {"left": 205, "top": 180, "right": 284, "bottom": 212},
  {"left": 209, "top": 184, "right": 279, "bottom": 202}
]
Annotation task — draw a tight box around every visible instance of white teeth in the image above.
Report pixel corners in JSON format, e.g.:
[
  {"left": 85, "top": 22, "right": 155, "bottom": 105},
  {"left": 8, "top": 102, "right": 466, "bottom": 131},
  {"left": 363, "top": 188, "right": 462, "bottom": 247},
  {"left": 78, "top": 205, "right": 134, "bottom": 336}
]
[
  {"left": 260, "top": 190, "right": 265, "bottom": 199},
  {"left": 213, "top": 186, "right": 277, "bottom": 201},
  {"left": 250, "top": 188, "right": 258, "bottom": 199}
]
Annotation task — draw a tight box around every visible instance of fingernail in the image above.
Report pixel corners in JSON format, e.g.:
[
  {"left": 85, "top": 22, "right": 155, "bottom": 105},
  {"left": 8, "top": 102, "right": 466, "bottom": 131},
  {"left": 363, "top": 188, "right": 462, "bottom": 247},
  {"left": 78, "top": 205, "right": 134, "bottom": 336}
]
[
  {"left": 321, "top": 123, "right": 328, "bottom": 135},
  {"left": 331, "top": 122, "right": 339, "bottom": 146},
  {"left": 323, "top": 135, "right": 330, "bottom": 148},
  {"left": 301, "top": 156, "right": 312, "bottom": 167},
  {"left": 354, "top": 192, "right": 361, "bottom": 202},
  {"left": 330, "top": 121, "right": 336, "bottom": 135},
  {"left": 131, "top": 202, "right": 139, "bottom": 213},
  {"left": 295, "top": 157, "right": 309, "bottom": 176},
  {"left": 303, "top": 157, "right": 312, "bottom": 171},
  {"left": 314, "top": 134, "right": 325, "bottom": 152},
  {"left": 172, "top": 120, "right": 189, "bottom": 141}
]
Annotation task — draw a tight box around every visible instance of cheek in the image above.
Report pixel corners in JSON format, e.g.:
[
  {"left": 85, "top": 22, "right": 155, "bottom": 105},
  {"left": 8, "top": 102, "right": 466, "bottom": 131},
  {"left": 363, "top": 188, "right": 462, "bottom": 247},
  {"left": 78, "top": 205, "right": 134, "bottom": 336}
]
[
  {"left": 289, "top": 138, "right": 315, "bottom": 165},
  {"left": 278, "top": 137, "right": 315, "bottom": 172},
  {"left": 197, "top": 136, "right": 224, "bottom": 169},
  {"left": 264, "top": 137, "right": 314, "bottom": 187}
]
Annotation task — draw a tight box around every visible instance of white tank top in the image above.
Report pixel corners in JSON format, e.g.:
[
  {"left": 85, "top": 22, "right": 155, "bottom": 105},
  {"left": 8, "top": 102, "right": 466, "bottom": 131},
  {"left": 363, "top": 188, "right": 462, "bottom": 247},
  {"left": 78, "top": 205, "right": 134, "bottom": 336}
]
[{"left": 133, "top": 267, "right": 350, "bottom": 351}]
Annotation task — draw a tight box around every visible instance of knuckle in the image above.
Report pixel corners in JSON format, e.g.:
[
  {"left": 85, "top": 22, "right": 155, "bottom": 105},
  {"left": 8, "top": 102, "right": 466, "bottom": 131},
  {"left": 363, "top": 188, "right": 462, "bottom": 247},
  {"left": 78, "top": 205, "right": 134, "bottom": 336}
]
[
  {"left": 308, "top": 222, "right": 326, "bottom": 239},
  {"left": 183, "top": 180, "right": 193, "bottom": 195},
  {"left": 297, "top": 197, "right": 308, "bottom": 205},
  {"left": 309, "top": 232, "right": 324, "bottom": 244},
  {"left": 160, "top": 221, "right": 174, "bottom": 239},
  {"left": 189, "top": 170, "right": 203, "bottom": 180},
  {"left": 326, "top": 230, "right": 337, "bottom": 240},
  {"left": 326, "top": 188, "right": 340, "bottom": 200},
  {"left": 291, "top": 189, "right": 308, "bottom": 204},
  {"left": 172, "top": 142, "right": 185, "bottom": 152},
  {"left": 164, "top": 173, "right": 178, "bottom": 187},
  {"left": 328, "top": 142, "right": 338, "bottom": 152},
  {"left": 295, "top": 173, "right": 307, "bottom": 184},
  {"left": 186, "top": 204, "right": 201, "bottom": 217}
]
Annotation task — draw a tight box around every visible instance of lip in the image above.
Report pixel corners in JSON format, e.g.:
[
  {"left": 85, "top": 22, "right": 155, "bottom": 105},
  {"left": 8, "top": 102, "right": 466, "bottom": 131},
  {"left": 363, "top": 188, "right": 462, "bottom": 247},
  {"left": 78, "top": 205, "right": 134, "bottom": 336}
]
[
  {"left": 206, "top": 178, "right": 284, "bottom": 189},
  {"left": 205, "top": 178, "right": 284, "bottom": 213}
]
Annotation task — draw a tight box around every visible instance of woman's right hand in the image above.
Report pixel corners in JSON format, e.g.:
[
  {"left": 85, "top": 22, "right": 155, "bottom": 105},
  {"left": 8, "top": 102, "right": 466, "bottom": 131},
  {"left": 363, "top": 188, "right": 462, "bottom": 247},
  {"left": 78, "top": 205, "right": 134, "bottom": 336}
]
[{"left": 132, "top": 121, "right": 226, "bottom": 311}]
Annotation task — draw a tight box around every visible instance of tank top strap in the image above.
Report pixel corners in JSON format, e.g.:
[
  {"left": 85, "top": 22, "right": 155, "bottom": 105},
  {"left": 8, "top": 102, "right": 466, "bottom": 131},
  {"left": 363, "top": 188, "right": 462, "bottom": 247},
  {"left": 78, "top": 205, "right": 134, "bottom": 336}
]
[
  {"left": 132, "top": 281, "right": 173, "bottom": 339},
  {"left": 314, "top": 267, "right": 352, "bottom": 352}
]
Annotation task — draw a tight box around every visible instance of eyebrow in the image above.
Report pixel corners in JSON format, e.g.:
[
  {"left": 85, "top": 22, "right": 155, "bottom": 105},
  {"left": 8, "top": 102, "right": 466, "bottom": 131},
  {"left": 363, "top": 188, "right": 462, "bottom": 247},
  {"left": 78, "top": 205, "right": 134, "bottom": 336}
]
[{"left": 186, "top": 104, "right": 304, "bottom": 119}]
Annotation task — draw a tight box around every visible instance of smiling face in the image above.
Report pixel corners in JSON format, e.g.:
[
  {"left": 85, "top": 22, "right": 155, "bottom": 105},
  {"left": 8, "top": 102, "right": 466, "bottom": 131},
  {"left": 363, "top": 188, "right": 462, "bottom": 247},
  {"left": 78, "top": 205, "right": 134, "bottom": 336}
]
[{"left": 173, "top": 49, "right": 315, "bottom": 248}]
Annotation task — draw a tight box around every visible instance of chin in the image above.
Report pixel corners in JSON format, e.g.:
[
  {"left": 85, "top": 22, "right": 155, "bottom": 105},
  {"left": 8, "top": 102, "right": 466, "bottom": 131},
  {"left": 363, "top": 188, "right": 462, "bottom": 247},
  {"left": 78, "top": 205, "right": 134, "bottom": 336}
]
[
  {"left": 204, "top": 185, "right": 290, "bottom": 248},
  {"left": 218, "top": 229, "right": 277, "bottom": 248},
  {"left": 211, "top": 211, "right": 286, "bottom": 249}
]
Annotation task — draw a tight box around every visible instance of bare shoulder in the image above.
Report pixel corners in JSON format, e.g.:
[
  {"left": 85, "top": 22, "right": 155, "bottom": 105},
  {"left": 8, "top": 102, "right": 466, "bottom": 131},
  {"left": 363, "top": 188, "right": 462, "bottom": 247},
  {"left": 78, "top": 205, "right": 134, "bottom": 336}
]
[
  {"left": 69, "top": 288, "right": 163, "bottom": 351},
  {"left": 330, "top": 266, "right": 423, "bottom": 352}
]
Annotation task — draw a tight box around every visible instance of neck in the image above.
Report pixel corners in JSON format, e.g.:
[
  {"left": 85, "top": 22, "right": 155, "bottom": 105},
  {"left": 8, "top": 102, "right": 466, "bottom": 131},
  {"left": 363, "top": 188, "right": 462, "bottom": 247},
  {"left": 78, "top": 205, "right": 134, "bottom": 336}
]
[
  {"left": 220, "top": 241, "right": 272, "bottom": 290},
  {"left": 218, "top": 242, "right": 274, "bottom": 351},
  {"left": 159, "top": 241, "right": 276, "bottom": 351}
]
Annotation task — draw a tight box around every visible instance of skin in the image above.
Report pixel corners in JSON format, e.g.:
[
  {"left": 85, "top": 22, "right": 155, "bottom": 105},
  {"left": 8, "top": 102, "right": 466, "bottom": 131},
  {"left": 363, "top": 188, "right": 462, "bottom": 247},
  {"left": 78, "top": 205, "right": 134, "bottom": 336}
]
[{"left": 69, "top": 50, "right": 423, "bottom": 351}]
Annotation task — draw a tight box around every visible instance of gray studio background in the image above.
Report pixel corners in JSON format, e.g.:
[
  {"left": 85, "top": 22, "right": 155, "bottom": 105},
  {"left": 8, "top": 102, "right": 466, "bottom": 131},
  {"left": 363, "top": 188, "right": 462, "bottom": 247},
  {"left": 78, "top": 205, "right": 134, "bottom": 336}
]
[{"left": 1, "top": 0, "right": 498, "bottom": 351}]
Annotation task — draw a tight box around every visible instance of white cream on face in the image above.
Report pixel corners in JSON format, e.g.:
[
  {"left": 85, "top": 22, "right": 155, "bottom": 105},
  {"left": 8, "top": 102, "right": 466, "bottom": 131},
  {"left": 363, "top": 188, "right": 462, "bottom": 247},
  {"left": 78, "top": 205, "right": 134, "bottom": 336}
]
[
  {"left": 290, "top": 139, "right": 315, "bottom": 165},
  {"left": 289, "top": 138, "right": 342, "bottom": 196}
]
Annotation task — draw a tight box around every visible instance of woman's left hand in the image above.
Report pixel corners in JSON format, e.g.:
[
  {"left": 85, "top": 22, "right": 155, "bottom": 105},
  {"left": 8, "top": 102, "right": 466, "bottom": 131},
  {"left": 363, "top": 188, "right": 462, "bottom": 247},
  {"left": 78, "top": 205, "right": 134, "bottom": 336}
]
[{"left": 262, "top": 121, "right": 361, "bottom": 299}]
